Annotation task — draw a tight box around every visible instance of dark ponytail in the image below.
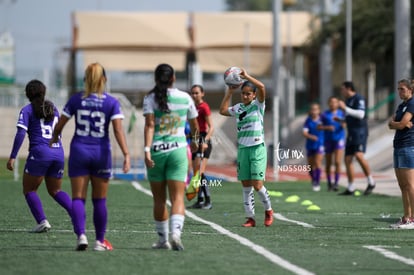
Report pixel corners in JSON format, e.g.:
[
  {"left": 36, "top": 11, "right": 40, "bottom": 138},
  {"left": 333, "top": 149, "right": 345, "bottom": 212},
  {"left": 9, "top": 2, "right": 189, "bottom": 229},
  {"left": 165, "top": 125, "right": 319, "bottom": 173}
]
[
  {"left": 25, "top": 80, "right": 55, "bottom": 122},
  {"left": 150, "top": 63, "right": 174, "bottom": 113}
]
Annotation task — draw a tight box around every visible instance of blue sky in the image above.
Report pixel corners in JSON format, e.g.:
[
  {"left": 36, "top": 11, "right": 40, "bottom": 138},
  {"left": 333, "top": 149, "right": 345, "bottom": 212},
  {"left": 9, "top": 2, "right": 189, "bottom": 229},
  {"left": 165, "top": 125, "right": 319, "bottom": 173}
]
[{"left": 0, "top": 0, "right": 225, "bottom": 83}]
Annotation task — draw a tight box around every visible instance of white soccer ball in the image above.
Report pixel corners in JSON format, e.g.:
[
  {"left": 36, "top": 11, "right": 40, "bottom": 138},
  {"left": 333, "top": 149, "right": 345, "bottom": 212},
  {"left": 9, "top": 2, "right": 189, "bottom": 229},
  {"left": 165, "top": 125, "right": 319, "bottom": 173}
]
[{"left": 223, "top": 66, "right": 244, "bottom": 86}]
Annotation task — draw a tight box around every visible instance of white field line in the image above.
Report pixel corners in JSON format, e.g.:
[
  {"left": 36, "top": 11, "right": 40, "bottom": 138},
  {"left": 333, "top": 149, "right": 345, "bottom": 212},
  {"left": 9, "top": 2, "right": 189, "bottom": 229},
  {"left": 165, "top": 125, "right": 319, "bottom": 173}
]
[
  {"left": 363, "top": 245, "right": 414, "bottom": 266},
  {"left": 273, "top": 213, "right": 315, "bottom": 228},
  {"left": 131, "top": 181, "right": 314, "bottom": 275}
]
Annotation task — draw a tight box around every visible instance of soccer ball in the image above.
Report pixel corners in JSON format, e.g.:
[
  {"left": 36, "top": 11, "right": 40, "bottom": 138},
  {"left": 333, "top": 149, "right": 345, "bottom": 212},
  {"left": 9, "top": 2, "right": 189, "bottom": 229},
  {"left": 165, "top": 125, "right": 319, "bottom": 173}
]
[{"left": 223, "top": 66, "right": 244, "bottom": 86}]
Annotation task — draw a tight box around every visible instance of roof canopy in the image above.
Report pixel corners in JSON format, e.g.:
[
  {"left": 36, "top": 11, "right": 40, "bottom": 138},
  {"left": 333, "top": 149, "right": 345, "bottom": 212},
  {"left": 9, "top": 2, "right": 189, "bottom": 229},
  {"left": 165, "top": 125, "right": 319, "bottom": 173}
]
[{"left": 73, "top": 11, "right": 318, "bottom": 75}]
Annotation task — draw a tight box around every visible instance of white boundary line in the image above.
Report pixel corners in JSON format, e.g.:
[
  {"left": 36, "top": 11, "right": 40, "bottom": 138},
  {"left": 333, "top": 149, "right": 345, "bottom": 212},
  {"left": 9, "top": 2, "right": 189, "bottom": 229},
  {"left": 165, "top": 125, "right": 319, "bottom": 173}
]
[
  {"left": 131, "top": 181, "right": 314, "bottom": 275},
  {"left": 363, "top": 245, "right": 414, "bottom": 266},
  {"left": 273, "top": 213, "right": 315, "bottom": 228}
]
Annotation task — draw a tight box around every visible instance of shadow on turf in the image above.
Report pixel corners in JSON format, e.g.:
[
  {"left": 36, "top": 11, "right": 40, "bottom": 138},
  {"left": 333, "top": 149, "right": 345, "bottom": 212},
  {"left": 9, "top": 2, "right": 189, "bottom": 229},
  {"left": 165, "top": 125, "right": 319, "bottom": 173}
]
[{"left": 372, "top": 217, "right": 397, "bottom": 224}]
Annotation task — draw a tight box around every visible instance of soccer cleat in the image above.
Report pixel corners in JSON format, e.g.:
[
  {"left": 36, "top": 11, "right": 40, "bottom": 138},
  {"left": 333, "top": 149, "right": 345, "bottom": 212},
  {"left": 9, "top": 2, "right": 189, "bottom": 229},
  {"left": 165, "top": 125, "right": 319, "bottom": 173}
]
[
  {"left": 188, "top": 201, "right": 203, "bottom": 209},
  {"left": 332, "top": 185, "right": 339, "bottom": 192},
  {"left": 30, "top": 219, "right": 51, "bottom": 233},
  {"left": 202, "top": 202, "right": 213, "bottom": 210},
  {"left": 94, "top": 239, "right": 113, "bottom": 251},
  {"left": 363, "top": 184, "right": 376, "bottom": 195},
  {"left": 312, "top": 185, "right": 321, "bottom": 192},
  {"left": 327, "top": 183, "right": 333, "bottom": 192},
  {"left": 396, "top": 218, "right": 414, "bottom": 229},
  {"left": 76, "top": 234, "right": 88, "bottom": 251},
  {"left": 242, "top": 217, "right": 256, "bottom": 227},
  {"left": 389, "top": 217, "right": 409, "bottom": 229},
  {"left": 170, "top": 234, "right": 184, "bottom": 251},
  {"left": 264, "top": 209, "right": 274, "bottom": 227},
  {"left": 339, "top": 189, "right": 354, "bottom": 196},
  {"left": 152, "top": 240, "right": 172, "bottom": 250}
]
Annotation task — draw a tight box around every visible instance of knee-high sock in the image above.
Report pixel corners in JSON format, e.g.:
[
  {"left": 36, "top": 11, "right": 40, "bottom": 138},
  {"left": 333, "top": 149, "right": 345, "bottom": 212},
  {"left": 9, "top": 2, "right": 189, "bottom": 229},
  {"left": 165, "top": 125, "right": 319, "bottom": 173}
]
[
  {"left": 25, "top": 191, "right": 46, "bottom": 224},
  {"left": 155, "top": 220, "right": 169, "bottom": 243},
  {"left": 72, "top": 198, "right": 86, "bottom": 237},
  {"left": 314, "top": 168, "right": 321, "bottom": 185},
  {"left": 201, "top": 174, "right": 210, "bottom": 203},
  {"left": 170, "top": 214, "right": 185, "bottom": 238},
  {"left": 326, "top": 173, "right": 332, "bottom": 185},
  {"left": 93, "top": 198, "right": 107, "bottom": 243},
  {"left": 257, "top": 186, "right": 272, "bottom": 211},
  {"left": 242, "top": 186, "right": 255, "bottom": 218},
  {"left": 53, "top": 191, "right": 72, "bottom": 218},
  {"left": 335, "top": 172, "right": 340, "bottom": 185}
]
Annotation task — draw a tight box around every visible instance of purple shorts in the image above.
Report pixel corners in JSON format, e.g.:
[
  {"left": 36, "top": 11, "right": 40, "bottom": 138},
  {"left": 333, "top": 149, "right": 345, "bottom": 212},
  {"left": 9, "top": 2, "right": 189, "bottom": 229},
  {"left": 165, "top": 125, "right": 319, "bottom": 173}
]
[
  {"left": 68, "top": 144, "right": 112, "bottom": 178},
  {"left": 324, "top": 139, "right": 345, "bottom": 154},
  {"left": 24, "top": 146, "right": 64, "bottom": 178},
  {"left": 307, "top": 145, "right": 325, "bottom": 157}
]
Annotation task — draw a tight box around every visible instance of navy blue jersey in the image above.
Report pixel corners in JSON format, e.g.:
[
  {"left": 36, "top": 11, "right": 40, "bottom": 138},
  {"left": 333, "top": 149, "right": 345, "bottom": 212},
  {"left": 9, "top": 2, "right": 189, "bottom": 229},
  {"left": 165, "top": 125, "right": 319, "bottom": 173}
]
[
  {"left": 393, "top": 97, "right": 414, "bottom": 148},
  {"left": 345, "top": 94, "right": 368, "bottom": 145}
]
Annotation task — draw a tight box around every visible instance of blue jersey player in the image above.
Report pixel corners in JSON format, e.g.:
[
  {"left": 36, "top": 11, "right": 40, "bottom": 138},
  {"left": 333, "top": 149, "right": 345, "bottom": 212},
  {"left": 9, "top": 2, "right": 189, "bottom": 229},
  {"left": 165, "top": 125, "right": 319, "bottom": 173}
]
[
  {"left": 303, "top": 103, "right": 325, "bottom": 191},
  {"left": 338, "top": 81, "right": 375, "bottom": 195},
  {"left": 51, "top": 63, "right": 130, "bottom": 251},
  {"left": 320, "top": 96, "right": 345, "bottom": 191},
  {"left": 7, "top": 80, "right": 72, "bottom": 233}
]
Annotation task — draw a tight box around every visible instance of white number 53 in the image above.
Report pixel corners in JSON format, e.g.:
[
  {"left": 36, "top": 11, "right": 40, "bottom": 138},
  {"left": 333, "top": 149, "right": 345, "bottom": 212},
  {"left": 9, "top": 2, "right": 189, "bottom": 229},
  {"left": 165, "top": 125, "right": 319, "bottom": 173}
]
[{"left": 76, "top": 110, "right": 105, "bottom": 138}]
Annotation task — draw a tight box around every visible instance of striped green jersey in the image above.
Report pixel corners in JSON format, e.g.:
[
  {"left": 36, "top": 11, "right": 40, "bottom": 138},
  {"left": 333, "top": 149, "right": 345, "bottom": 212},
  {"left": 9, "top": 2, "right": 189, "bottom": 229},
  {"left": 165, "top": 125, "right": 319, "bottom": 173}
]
[
  {"left": 143, "top": 88, "right": 198, "bottom": 155},
  {"left": 228, "top": 99, "right": 265, "bottom": 148}
]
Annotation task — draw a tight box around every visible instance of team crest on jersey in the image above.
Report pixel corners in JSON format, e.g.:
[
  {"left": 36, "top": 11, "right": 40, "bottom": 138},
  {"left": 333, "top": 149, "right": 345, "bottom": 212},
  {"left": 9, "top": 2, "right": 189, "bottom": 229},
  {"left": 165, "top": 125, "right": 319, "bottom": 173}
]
[{"left": 403, "top": 106, "right": 407, "bottom": 112}]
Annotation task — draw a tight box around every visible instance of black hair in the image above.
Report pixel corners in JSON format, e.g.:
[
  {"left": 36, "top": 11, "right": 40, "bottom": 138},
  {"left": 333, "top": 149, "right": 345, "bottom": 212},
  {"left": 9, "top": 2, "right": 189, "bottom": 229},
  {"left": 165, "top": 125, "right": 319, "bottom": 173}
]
[
  {"left": 25, "top": 79, "right": 54, "bottom": 122},
  {"left": 342, "top": 81, "right": 355, "bottom": 91},
  {"left": 241, "top": 81, "right": 256, "bottom": 92},
  {"left": 150, "top": 63, "right": 174, "bottom": 113},
  {"left": 191, "top": 84, "right": 204, "bottom": 92}
]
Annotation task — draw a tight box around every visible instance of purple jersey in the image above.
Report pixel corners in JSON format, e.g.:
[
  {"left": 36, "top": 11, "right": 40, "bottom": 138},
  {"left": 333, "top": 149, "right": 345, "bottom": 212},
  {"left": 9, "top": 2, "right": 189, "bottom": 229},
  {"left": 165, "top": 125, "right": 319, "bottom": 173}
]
[
  {"left": 62, "top": 92, "right": 124, "bottom": 178},
  {"left": 12, "top": 104, "right": 64, "bottom": 177}
]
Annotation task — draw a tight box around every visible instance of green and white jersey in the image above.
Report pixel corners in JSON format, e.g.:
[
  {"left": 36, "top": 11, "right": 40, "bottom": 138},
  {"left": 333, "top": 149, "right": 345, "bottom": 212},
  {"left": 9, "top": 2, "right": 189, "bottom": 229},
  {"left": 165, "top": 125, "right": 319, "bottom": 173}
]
[
  {"left": 228, "top": 99, "right": 265, "bottom": 148},
  {"left": 143, "top": 88, "right": 198, "bottom": 155}
]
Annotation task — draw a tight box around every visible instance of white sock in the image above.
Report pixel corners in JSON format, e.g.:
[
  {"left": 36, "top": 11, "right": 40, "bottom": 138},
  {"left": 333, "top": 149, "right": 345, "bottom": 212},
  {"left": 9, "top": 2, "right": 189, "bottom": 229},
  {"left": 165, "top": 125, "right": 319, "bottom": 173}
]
[
  {"left": 242, "top": 186, "right": 255, "bottom": 218},
  {"left": 348, "top": 183, "right": 355, "bottom": 192},
  {"left": 155, "top": 220, "right": 169, "bottom": 243},
  {"left": 367, "top": 175, "right": 375, "bottom": 186},
  {"left": 257, "top": 186, "right": 272, "bottom": 211},
  {"left": 170, "top": 214, "right": 185, "bottom": 238}
]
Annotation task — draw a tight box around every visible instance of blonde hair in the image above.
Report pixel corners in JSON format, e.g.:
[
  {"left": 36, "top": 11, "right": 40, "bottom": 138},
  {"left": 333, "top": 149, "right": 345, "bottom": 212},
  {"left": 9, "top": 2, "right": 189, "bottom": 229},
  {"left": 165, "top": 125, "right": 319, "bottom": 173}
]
[{"left": 83, "top": 63, "right": 106, "bottom": 98}]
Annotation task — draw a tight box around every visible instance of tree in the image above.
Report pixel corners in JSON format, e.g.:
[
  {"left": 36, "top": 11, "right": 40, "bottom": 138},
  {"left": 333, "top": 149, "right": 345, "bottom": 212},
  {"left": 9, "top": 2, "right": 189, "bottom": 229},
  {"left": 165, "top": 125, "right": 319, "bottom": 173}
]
[{"left": 309, "top": 0, "right": 395, "bottom": 64}]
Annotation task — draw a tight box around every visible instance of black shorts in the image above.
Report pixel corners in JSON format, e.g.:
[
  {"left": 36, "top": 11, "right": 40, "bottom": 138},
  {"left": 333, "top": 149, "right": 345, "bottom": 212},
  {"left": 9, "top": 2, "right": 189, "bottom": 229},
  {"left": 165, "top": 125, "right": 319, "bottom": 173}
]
[
  {"left": 345, "top": 143, "right": 366, "bottom": 156},
  {"left": 192, "top": 141, "right": 212, "bottom": 159}
]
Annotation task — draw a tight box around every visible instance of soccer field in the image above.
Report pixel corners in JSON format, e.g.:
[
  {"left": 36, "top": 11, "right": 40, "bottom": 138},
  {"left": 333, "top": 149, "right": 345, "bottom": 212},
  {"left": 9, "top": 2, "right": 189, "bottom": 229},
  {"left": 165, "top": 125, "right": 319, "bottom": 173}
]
[{"left": 0, "top": 162, "right": 413, "bottom": 275}]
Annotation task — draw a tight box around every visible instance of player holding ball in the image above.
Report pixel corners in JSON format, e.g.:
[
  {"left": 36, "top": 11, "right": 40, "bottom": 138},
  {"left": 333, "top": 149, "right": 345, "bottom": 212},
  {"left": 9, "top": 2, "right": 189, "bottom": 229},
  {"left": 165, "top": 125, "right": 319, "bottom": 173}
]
[{"left": 219, "top": 67, "right": 274, "bottom": 227}]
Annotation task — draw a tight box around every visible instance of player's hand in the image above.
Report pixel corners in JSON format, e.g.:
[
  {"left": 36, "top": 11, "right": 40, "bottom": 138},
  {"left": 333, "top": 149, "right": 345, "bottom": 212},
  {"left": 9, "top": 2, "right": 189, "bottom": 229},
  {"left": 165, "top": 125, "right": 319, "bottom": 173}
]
[
  {"left": 145, "top": 154, "right": 155, "bottom": 168},
  {"left": 239, "top": 68, "right": 248, "bottom": 79},
  {"left": 190, "top": 141, "right": 199, "bottom": 153},
  {"left": 123, "top": 155, "right": 131, "bottom": 173},
  {"left": 338, "top": 100, "right": 346, "bottom": 110},
  {"left": 407, "top": 121, "right": 413, "bottom": 129},
  {"left": 6, "top": 158, "right": 14, "bottom": 171},
  {"left": 227, "top": 84, "right": 241, "bottom": 91}
]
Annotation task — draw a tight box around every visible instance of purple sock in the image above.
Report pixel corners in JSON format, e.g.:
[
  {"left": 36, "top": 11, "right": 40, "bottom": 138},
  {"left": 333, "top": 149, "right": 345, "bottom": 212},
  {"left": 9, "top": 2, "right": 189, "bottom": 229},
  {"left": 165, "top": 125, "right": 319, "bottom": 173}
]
[
  {"left": 335, "top": 173, "right": 340, "bottom": 185},
  {"left": 93, "top": 198, "right": 107, "bottom": 242},
  {"left": 25, "top": 192, "right": 46, "bottom": 224},
  {"left": 315, "top": 168, "right": 321, "bottom": 184},
  {"left": 326, "top": 173, "right": 332, "bottom": 185},
  {"left": 53, "top": 191, "right": 72, "bottom": 218},
  {"left": 309, "top": 170, "right": 314, "bottom": 181},
  {"left": 72, "top": 198, "right": 86, "bottom": 236}
]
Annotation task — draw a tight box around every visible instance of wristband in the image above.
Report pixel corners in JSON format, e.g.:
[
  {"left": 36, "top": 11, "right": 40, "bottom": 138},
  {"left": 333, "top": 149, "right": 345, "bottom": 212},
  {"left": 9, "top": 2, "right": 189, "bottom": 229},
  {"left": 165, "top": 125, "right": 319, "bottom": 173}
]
[{"left": 144, "top": 146, "right": 150, "bottom": 152}]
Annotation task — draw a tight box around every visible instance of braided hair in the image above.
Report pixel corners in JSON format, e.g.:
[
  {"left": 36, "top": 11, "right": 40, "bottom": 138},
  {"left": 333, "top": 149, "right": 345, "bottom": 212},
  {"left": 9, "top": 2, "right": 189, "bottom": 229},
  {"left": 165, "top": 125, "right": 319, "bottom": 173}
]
[
  {"left": 150, "top": 63, "right": 174, "bottom": 113},
  {"left": 25, "top": 80, "right": 54, "bottom": 122}
]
